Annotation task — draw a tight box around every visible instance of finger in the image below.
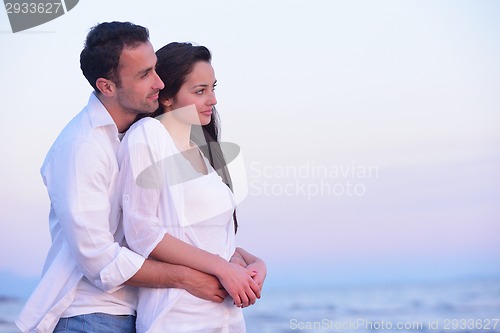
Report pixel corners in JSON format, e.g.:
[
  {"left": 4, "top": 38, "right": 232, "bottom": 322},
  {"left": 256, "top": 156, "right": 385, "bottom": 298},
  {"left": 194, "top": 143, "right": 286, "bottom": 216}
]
[
  {"left": 246, "top": 276, "right": 261, "bottom": 299},
  {"left": 233, "top": 294, "right": 242, "bottom": 308},
  {"left": 229, "top": 290, "right": 241, "bottom": 306},
  {"left": 211, "top": 294, "right": 224, "bottom": 303},
  {"left": 248, "top": 291, "right": 257, "bottom": 305},
  {"left": 239, "top": 291, "right": 250, "bottom": 308},
  {"left": 253, "top": 274, "right": 265, "bottom": 290},
  {"left": 215, "top": 289, "right": 227, "bottom": 302},
  {"left": 218, "top": 288, "right": 229, "bottom": 298},
  {"left": 250, "top": 281, "right": 261, "bottom": 299},
  {"left": 245, "top": 267, "right": 257, "bottom": 277},
  {"left": 247, "top": 293, "right": 256, "bottom": 306},
  {"left": 243, "top": 284, "right": 257, "bottom": 305}
]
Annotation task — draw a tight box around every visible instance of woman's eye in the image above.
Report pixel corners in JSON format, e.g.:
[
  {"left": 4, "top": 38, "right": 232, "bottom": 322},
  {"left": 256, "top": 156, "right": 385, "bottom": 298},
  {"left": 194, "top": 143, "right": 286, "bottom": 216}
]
[{"left": 196, "top": 89, "right": 204, "bottom": 95}]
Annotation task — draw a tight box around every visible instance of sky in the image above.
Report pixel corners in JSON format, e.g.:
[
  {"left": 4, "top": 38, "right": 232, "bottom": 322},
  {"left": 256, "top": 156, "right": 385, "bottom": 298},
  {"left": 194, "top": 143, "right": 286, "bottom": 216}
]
[{"left": 1, "top": 0, "right": 499, "bottom": 292}]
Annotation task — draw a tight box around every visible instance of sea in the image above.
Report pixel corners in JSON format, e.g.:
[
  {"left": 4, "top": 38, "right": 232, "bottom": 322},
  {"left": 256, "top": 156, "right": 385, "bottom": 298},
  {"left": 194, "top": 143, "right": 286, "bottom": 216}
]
[{"left": 1, "top": 278, "right": 499, "bottom": 333}]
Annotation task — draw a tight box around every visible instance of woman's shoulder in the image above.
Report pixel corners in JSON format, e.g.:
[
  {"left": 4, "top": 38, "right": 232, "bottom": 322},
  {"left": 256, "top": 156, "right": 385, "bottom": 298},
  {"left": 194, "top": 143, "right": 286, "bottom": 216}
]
[
  {"left": 124, "top": 117, "right": 166, "bottom": 143},
  {"left": 122, "top": 116, "right": 178, "bottom": 158},
  {"left": 130, "top": 116, "right": 164, "bottom": 132}
]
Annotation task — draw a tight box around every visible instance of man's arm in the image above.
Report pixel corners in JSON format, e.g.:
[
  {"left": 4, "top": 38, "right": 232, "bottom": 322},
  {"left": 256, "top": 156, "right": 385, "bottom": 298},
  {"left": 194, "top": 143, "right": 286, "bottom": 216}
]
[
  {"left": 45, "top": 140, "right": 146, "bottom": 292},
  {"left": 126, "top": 259, "right": 228, "bottom": 303}
]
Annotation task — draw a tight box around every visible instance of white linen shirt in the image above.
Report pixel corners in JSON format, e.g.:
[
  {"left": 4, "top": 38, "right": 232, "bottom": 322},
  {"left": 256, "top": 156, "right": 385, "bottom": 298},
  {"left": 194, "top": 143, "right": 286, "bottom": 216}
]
[
  {"left": 117, "top": 117, "right": 244, "bottom": 332},
  {"left": 16, "top": 93, "right": 145, "bottom": 333}
]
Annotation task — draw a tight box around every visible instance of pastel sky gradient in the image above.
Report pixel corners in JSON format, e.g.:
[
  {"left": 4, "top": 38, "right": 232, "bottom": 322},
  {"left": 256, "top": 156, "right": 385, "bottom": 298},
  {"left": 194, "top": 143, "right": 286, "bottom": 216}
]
[{"left": 1, "top": 0, "right": 499, "bottom": 289}]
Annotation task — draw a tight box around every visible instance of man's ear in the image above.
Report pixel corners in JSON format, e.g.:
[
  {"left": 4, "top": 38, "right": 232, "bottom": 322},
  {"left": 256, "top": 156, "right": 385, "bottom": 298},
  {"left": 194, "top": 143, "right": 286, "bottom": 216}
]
[{"left": 96, "top": 78, "right": 116, "bottom": 97}]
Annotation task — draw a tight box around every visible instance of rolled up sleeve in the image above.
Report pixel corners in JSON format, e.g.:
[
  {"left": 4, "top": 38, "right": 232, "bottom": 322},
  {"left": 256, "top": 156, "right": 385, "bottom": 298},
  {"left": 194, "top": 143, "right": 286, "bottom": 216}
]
[
  {"left": 118, "top": 124, "right": 169, "bottom": 259},
  {"left": 99, "top": 246, "right": 145, "bottom": 291},
  {"left": 44, "top": 137, "right": 145, "bottom": 292}
]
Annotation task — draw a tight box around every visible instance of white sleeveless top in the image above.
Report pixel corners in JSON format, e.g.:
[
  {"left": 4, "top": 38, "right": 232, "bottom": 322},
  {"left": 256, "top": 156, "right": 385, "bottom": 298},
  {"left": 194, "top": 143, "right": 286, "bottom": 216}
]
[{"left": 118, "top": 117, "right": 245, "bottom": 333}]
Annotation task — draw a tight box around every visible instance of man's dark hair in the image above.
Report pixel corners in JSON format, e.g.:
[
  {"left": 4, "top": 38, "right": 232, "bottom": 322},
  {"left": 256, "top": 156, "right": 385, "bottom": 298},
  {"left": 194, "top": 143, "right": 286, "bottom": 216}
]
[{"left": 80, "top": 21, "right": 149, "bottom": 91}]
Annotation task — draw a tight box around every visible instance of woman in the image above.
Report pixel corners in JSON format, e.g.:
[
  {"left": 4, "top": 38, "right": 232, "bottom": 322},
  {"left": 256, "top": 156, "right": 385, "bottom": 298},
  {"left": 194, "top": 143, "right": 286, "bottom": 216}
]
[{"left": 117, "top": 42, "right": 266, "bottom": 332}]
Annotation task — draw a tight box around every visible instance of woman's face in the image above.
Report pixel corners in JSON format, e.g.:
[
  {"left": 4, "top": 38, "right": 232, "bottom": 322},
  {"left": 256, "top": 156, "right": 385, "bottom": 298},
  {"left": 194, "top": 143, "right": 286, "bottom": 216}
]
[{"left": 164, "top": 61, "right": 217, "bottom": 126}]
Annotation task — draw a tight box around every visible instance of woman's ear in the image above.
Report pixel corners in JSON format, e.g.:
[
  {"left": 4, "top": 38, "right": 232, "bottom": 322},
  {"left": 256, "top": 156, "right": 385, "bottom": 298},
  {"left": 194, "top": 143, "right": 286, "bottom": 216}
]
[
  {"left": 161, "top": 97, "right": 174, "bottom": 111},
  {"left": 96, "top": 78, "right": 115, "bottom": 97}
]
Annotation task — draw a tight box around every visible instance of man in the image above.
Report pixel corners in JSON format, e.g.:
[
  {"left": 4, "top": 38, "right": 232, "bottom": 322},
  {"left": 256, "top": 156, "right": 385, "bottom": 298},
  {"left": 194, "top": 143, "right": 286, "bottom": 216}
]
[{"left": 16, "top": 21, "right": 231, "bottom": 333}]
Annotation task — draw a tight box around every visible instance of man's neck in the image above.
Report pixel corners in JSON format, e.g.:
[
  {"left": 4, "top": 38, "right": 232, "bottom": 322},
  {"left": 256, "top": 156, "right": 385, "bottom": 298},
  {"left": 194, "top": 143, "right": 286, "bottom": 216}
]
[{"left": 96, "top": 93, "right": 136, "bottom": 133}]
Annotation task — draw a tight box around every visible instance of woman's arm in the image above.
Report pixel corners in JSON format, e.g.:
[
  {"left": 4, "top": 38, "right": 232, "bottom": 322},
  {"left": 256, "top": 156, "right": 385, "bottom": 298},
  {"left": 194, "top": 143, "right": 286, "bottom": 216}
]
[
  {"left": 231, "top": 247, "right": 267, "bottom": 291},
  {"left": 150, "top": 234, "right": 260, "bottom": 307},
  {"left": 119, "top": 121, "right": 259, "bottom": 307}
]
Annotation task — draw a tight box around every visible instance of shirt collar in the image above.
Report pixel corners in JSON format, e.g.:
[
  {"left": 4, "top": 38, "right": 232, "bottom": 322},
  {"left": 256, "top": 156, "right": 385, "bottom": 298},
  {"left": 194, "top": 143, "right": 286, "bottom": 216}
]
[{"left": 87, "top": 92, "right": 117, "bottom": 129}]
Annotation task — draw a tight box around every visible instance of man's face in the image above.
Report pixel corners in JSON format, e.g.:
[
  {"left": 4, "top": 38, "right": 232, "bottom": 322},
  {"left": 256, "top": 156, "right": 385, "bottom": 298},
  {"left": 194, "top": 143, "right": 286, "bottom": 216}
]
[{"left": 115, "top": 41, "right": 164, "bottom": 116}]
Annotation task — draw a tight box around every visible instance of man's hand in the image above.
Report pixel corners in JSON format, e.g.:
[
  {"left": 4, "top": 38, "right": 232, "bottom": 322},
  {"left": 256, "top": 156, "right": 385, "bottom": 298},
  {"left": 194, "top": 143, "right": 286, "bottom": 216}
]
[
  {"left": 182, "top": 269, "right": 228, "bottom": 303},
  {"left": 127, "top": 260, "right": 228, "bottom": 303}
]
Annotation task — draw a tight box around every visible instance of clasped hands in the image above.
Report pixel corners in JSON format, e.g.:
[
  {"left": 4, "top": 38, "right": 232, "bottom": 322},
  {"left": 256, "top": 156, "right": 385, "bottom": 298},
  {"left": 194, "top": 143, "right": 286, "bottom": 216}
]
[{"left": 223, "top": 248, "right": 267, "bottom": 308}]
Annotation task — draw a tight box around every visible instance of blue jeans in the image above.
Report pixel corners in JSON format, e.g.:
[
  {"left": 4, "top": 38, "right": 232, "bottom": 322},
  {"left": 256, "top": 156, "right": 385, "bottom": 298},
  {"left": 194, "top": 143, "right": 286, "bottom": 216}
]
[{"left": 53, "top": 313, "right": 136, "bottom": 333}]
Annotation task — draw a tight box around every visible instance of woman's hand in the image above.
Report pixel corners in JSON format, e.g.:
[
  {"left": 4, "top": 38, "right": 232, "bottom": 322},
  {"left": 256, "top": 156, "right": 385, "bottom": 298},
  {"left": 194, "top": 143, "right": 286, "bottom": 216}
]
[
  {"left": 229, "top": 250, "right": 246, "bottom": 267},
  {"left": 230, "top": 247, "right": 267, "bottom": 294},
  {"left": 246, "top": 258, "right": 267, "bottom": 290},
  {"left": 215, "top": 261, "right": 260, "bottom": 308}
]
